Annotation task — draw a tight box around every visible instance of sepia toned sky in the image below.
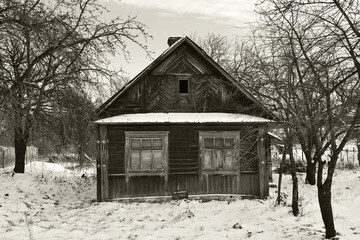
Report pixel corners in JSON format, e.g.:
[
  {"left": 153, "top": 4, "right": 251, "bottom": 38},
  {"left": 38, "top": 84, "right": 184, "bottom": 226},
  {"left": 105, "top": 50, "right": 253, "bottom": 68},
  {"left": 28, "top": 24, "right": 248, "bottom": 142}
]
[{"left": 100, "top": 0, "right": 258, "bottom": 78}]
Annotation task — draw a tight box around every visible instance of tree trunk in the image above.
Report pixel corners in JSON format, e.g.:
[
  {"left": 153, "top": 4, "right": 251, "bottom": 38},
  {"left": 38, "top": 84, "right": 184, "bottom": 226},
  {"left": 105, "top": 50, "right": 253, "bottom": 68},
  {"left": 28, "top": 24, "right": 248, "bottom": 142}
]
[
  {"left": 357, "top": 140, "right": 360, "bottom": 166},
  {"left": 13, "top": 125, "right": 30, "bottom": 173},
  {"left": 306, "top": 160, "right": 316, "bottom": 185},
  {"left": 288, "top": 135, "right": 299, "bottom": 216},
  {"left": 277, "top": 147, "right": 287, "bottom": 205},
  {"left": 318, "top": 180, "right": 336, "bottom": 238},
  {"left": 291, "top": 172, "right": 299, "bottom": 216}
]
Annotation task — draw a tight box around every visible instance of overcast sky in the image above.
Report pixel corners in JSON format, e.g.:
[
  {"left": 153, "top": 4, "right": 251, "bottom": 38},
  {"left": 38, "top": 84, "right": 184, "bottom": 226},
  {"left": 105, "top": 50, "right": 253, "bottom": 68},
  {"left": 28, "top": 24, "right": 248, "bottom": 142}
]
[{"left": 100, "top": 0, "right": 258, "bottom": 78}]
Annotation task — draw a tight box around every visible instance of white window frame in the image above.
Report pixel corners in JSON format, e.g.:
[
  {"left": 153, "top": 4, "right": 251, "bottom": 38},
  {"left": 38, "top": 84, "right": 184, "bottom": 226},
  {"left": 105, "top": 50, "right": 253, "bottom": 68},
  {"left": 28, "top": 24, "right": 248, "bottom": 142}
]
[
  {"left": 199, "top": 131, "right": 240, "bottom": 175},
  {"left": 125, "top": 131, "right": 169, "bottom": 179}
]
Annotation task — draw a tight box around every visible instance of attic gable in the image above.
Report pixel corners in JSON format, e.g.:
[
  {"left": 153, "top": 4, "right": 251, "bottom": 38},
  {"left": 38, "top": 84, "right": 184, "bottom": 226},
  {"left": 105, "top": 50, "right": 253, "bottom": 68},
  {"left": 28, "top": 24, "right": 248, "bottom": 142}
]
[
  {"left": 152, "top": 44, "right": 214, "bottom": 74},
  {"left": 94, "top": 36, "right": 274, "bottom": 120}
]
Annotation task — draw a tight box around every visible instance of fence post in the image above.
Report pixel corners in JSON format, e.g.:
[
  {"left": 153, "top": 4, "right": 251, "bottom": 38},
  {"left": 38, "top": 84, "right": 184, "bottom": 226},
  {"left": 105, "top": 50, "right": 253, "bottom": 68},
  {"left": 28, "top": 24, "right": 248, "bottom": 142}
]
[
  {"left": 25, "top": 147, "right": 29, "bottom": 165},
  {"left": 353, "top": 147, "right": 355, "bottom": 168},
  {"left": 1, "top": 149, "right": 4, "bottom": 169}
]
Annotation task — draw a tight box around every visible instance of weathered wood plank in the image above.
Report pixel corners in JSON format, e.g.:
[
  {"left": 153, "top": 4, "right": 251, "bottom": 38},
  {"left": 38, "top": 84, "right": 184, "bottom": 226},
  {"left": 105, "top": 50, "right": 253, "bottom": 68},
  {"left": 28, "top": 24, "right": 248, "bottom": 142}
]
[
  {"left": 108, "top": 173, "right": 259, "bottom": 198},
  {"left": 257, "top": 128, "right": 266, "bottom": 199},
  {"left": 96, "top": 126, "right": 101, "bottom": 202},
  {"left": 99, "top": 125, "right": 109, "bottom": 201}
]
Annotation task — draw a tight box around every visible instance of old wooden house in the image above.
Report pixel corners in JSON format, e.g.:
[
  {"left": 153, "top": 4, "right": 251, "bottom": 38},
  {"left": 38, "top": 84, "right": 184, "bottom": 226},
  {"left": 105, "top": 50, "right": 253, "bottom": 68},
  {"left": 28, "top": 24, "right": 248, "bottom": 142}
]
[{"left": 93, "top": 36, "right": 275, "bottom": 201}]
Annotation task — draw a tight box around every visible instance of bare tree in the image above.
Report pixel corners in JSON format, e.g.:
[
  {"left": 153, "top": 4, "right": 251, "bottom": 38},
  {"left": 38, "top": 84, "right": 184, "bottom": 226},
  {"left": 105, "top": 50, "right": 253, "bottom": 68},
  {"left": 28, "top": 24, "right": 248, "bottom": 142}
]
[
  {"left": 191, "top": 33, "right": 257, "bottom": 85},
  {"left": 193, "top": 33, "right": 301, "bottom": 216},
  {"left": 0, "top": 0, "right": 151, "bottom": 173},
  {"left": 45, "top": 89, "right": 96, "bottom": 166},
  {"left": 190, "top": 33, "right": 232, "bottom": 68},
  {"left": 255, "top": 0, "right": 360, "bottom": 237}
]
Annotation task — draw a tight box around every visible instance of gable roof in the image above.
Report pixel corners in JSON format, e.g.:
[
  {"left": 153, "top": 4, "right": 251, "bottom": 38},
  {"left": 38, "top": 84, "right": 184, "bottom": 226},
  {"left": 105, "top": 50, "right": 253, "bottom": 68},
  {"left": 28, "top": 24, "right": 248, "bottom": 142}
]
[{"left": 93, "top": 36, "right": 275, "bottom": 120}]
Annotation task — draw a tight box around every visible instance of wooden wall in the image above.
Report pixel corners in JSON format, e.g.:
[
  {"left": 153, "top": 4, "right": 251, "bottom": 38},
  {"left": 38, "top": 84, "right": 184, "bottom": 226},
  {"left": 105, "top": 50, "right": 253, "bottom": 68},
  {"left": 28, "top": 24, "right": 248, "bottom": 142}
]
[
  {"left": 100, "top": 123, "right": 268, "bottom": 200},
  {"left": 97, "top": 43, "right": 266, "bottom": 120},
  {"left": 108, "top": 173, "right": 259, "bottom": 199}
]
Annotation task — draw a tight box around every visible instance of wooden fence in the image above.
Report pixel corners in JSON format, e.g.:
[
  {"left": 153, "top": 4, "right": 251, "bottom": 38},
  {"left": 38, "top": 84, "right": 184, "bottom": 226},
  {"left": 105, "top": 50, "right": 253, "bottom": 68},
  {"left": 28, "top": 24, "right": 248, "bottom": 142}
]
[
  {"left": 0, "top": 146, "right": 38, "bottom": 168},
  {"left": 293, "top": 144, "right": 359, "bottom": 169}
]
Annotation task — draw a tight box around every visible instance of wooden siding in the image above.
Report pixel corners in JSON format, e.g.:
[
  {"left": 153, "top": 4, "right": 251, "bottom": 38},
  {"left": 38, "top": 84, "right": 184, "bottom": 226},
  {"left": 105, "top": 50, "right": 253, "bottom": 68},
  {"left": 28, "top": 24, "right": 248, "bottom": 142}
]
[
  {"left": 239, "top": 128, "right": 259, "bottom": 172},
  {"left": 96, "top": 43, "right": 267, "bottom": 119},
  {"left": 97, "top": 125, "right": 109, "bottom": 201},
  {"left": 107, "top": 129, "right": 125, "bottom": 174},
  {"left": 98, "top": 74, "right": 259, "bottom": 117},
  {"left": 258, "top": 128, "right": 266, "bottom": 199},
  {"left": 155, "top": 75, "right": 176, "bottom": 111},
  {"left": 108, "top": 173, "right": 259, "bottom": 199},
  {"left": 168, "top": 129, "right": 199, "bottom": 174},
  {"left": 105, "top": 124, "right": 266, "bottom": 199},
  {"left": 152, "top": 45, "right": 214, "bottom": 74}
]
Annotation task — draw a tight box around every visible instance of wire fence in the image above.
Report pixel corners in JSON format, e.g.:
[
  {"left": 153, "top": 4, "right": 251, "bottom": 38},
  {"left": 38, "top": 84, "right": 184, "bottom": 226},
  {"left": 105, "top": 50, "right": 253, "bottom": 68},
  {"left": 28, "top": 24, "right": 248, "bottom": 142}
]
[
  {"left": 0, "top": 146, "right": 38, "bottom": 168},
  {"left": 271, "top": 142, "right": 360, "bottom": 169},
  {"left": 293, "top": 146, "right": 359, "bottom": 169}
]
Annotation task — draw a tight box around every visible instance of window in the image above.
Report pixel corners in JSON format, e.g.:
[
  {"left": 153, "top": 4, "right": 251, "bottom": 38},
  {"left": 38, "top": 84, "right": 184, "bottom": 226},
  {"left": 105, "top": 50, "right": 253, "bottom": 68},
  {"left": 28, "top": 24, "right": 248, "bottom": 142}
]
[
  {"left": 125, "top": 132, "right": 168, "bottom": 175},
  {"left": 179, "top": 79, "right": 189, "bottom": 93},
  {"left": 199, "top": 131, "right": 239, "bottom": 173}
]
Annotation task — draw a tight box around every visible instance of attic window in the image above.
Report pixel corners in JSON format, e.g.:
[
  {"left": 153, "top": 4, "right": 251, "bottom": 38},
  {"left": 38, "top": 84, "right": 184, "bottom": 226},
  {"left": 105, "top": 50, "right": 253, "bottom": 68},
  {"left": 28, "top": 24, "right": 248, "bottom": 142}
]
[{"left": 179, "top": 79, "right": 189, "bottom": 94}]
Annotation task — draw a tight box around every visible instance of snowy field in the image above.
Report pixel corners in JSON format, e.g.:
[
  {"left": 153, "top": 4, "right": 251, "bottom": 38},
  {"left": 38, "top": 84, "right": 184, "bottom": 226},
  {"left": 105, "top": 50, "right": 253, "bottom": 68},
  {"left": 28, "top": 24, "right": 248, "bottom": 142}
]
[{"left": 1, "top": 162, "right": 360, "bottom": 240}]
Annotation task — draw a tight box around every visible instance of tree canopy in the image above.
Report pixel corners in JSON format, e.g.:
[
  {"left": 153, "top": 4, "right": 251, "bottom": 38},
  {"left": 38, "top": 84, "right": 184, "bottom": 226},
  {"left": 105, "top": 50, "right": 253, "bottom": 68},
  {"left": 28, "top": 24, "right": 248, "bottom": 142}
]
[{"left": 0, "top": 0, "right": 151, "bottom": 172}]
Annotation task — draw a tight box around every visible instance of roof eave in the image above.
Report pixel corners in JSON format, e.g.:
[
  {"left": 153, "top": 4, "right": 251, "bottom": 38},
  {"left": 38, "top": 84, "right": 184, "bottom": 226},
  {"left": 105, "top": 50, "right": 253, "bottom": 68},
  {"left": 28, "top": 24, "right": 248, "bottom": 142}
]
[{"left": 95, "top": 121, "right": 275, "bottom": 125}]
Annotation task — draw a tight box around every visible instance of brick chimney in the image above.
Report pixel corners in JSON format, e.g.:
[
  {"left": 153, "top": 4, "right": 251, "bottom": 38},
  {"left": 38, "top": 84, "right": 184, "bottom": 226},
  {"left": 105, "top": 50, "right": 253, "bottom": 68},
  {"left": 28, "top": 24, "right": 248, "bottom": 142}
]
[{"left": 167, "top": 37, "right": 181, "bottom": 47}]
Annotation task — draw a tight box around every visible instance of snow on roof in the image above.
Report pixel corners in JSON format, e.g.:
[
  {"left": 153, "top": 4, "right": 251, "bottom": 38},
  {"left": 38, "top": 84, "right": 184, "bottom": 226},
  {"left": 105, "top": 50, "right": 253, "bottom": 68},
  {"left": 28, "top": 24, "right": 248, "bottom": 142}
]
[{"left": 94, "top": 113, "right": 275, "bottom": 124}]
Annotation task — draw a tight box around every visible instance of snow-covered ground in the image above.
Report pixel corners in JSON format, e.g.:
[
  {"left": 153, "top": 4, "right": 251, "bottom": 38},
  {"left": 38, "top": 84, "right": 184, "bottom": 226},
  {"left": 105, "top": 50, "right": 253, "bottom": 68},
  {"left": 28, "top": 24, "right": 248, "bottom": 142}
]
[{"left": 1, "top": 161, "right": 360, "bottom": 240}]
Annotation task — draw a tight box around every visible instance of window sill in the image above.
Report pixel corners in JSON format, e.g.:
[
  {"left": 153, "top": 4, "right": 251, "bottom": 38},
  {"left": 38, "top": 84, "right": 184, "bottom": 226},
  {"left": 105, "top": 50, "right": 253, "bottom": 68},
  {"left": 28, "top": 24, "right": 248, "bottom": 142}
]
[
  {"left": 240, "top": 171, "right": 259, "bottom": 174},
  {"left": 202, "top": 170, "right": 239, "bottom": 175},
  {"left": 128, "top": 171, "right": 166, "bottom": 177}
]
